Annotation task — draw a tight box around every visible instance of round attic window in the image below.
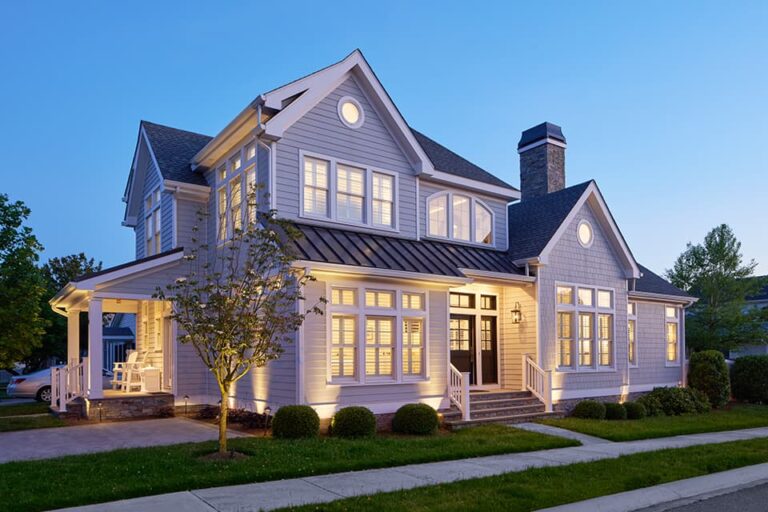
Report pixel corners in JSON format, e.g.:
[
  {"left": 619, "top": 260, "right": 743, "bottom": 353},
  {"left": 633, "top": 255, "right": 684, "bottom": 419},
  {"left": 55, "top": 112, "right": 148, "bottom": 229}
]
[
  {"left": 338, "top": 96, "right": 364, "bottom": 128},
  {"left": 577, "top": 220, "right": 594, "bottom": 248}
]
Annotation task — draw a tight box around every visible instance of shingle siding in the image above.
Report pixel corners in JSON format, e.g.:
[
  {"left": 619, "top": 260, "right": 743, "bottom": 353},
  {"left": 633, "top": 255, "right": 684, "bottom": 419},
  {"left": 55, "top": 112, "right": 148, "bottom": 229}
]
[
  {"left": 275, "top": 75, "right": 419, "bottom": 239},
  {"left": 629, "top": 300, "right": 684, "bottom": 386},
  {"left": 160, "top": 192, "right": 174, "bottom": 252}
]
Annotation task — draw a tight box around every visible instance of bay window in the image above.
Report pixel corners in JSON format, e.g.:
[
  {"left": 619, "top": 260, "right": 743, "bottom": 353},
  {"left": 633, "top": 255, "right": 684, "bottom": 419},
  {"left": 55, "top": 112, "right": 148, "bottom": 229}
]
[
  {"left": 301, "top": 153, "right": 398, "bottom": 230},
  {"left": 328, "top": 286, "right": 427, "bottom": 384},
  {"left": 556, "top": 283, "right": 616, "bottom": 371},
  {"left": 427, "top": 191, "right": 494, "bottom": 245}
]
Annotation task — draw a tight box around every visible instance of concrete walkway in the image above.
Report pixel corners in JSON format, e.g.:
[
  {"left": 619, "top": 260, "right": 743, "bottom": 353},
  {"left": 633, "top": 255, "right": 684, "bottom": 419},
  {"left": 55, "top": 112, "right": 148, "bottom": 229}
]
[
  {"left": 56, "top": 426, "right": 768, "bottom": 512},
  {"left": 516, "top": 422, "right": 611, "bottom": 445},
  {"left": 539, "top": 462, "right": 768, "bottom": 512},
  {"left": 0, "top": 417, "right": 248, "bottom": 463}
]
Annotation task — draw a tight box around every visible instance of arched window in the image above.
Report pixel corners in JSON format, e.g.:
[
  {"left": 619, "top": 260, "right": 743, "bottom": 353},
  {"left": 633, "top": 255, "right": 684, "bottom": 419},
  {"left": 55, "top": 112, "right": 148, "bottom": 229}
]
[{"left": 426, "top": 192, "right": 494, "bottom": 245}]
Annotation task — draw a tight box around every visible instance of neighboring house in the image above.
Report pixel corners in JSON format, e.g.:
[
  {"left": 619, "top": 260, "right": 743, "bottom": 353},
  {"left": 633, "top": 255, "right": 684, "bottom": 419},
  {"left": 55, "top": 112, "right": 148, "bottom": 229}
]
[
  {"left": 102, "top": 313, "right": 136, "bottom": 371},
  {"left": 729, "top": 277, "right": 768, "bottom": 358},
  {"left": 49, "top": 50, "right": 695, "bottom": 423}
]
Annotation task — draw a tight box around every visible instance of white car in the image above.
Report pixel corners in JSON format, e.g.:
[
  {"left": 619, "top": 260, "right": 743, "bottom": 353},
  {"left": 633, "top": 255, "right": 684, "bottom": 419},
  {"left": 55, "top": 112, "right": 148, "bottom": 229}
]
[{"left": 7, "top": 367, "right": 114, "bottom": 402}]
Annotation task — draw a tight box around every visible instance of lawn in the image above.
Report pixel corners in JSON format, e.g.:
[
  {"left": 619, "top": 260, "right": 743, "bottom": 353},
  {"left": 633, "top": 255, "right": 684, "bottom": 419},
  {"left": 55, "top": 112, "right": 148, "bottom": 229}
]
[
  {"left": 0, "top": 402, "right": 50, "bottom": 417},
  {"left": 0, "top": 402, "right": 64, "bottom": 432},
  {"left": 0, "top": 424, "right": 576, "bottom": 511},
  {"left": 540, "top": 403, "right": 768, "bottom": 441},
  {"left": 282, "top": 437, "right": 768, "bottom": 512}
]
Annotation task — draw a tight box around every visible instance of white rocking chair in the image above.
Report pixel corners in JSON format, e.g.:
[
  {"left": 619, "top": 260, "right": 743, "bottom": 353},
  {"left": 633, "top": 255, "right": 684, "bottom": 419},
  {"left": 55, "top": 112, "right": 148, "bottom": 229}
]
[{"left": 111, "top": 351, "right": 146, "bottom": 392}]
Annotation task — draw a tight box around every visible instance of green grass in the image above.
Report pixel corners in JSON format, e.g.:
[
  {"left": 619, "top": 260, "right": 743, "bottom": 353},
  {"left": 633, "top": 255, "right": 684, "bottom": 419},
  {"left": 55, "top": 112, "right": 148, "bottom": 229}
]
[
  {"left": 0, "top": 402, "right": 50, "bottom": 417},
  {"left": 540, "top": 404, "right": 768, "bottom": 441},
  {"left": 0, "top": 415, "right": 65, "bottom": 433},
  {"left": 0, "top": 424, "right": 576, "bottom": 512},
  {"left": 283, "top": 437, "right": 768, "bottom": 512}
]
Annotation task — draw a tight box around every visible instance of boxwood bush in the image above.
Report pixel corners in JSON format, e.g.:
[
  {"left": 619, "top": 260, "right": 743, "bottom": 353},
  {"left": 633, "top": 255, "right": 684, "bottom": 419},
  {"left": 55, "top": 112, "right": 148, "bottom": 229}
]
[
  {"left": 604, "top": 402, "right": 627, "bottom": 420},
  {"left": 571, "top": 400, "right": 606, "bottom": 420},
  {"left": 331, "top": 406, "right": 376, "bottom": 438},
  {"left": 637, "top": 387, "right": 710, "bottom": 416},
  {"left": 687, "top": 350, "right": 730, "bottom": 408},
  {"left": 392, "top": 404, "right": 439, "bottom": 435},
  {"left": 732, "top": 355, "right": 768, "bottom": 403},
  {"left": 623, "top": 401, "right": 647, "bottom": 420},
  {"left": 271, "top": 405, "right": 320, "bottom": 439}
]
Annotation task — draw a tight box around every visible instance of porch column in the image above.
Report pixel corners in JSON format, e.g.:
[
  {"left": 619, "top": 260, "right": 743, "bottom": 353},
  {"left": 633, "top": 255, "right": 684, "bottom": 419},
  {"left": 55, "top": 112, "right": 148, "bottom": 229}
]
[
  {"left": 67, "top": 309, "right": 80, "bottom": 367},
  {"left": 88, "top": 299, "right": 104, "bottom": 399}
]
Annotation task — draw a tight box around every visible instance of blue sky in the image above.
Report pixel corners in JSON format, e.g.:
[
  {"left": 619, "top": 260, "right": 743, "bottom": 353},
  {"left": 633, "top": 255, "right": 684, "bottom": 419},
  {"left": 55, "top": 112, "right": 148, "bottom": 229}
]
[{"left": 1, "top": 1, "right": 766, "bottom": 275}]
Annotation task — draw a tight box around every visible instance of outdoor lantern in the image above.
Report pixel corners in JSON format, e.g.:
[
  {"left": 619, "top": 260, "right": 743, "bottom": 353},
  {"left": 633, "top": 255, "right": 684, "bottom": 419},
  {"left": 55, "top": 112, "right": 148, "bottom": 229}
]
[
  {"left": 97, "top": 402, "right": 104, "bottom": 422},
  {"left": 510, "top": 302, "right": 523, "bottom": 324},
  {"left": 263, "top": 406, "right": 272, "bottom": 436},
  {"left": 183, "top": 395, "right": 190, "bottom": 417}
]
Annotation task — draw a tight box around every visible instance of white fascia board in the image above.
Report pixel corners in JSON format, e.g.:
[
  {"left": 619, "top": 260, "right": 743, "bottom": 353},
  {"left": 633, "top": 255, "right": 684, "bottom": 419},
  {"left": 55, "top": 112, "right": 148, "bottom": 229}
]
[
  {"left": 74, "top": 250, "right": 185, "bottom": 291},
  {"left": 163, "top": 179, "right": 211, "bottom": 201},
  {"left": 294, "top": 260, "right": 471, "bottom": 286},
  {"left": 192, "top": 103, "right": 259, "bottom": 169},
  {"left": 628, "top": 291, "right": 698, "bottom": 305},
  {"left": 421, "top": 171, "right": 520, "bottom": 200},
  {"left": 538, "top": 182, "right": 641, "bottom": 278},
  {"left": 459, "top": 268, "right": 535, "bottom": 284}
]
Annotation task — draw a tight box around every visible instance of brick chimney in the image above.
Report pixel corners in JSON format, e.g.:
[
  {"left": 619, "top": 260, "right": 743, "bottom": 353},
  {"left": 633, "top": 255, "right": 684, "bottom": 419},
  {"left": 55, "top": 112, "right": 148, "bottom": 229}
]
[{"left": 518, "top": 122, "right": 566, "bottom": 200}]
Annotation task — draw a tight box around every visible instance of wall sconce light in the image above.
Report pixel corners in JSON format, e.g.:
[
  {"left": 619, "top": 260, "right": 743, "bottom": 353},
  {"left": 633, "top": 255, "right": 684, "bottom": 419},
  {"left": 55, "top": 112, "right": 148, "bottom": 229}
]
[
  {"left": 510, "top": 302, "right": 523, "bottom": 324},
  {"left": 263, "top": 406, "right": 272, "bottom": 437}
]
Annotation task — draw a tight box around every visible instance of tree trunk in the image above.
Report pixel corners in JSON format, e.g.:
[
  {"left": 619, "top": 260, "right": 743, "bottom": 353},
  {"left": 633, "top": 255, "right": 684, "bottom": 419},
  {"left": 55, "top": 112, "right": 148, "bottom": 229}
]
[{"left": 218, "top": 384, "right": 229, "bottom": 454}]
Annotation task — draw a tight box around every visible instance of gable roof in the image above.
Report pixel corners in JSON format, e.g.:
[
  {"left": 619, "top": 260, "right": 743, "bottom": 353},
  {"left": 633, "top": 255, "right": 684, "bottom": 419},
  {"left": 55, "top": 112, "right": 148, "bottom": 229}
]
[
  {"left": 635, "top": 264, "right": 693, "bottom": 299},
  {"left": 411, "top": 129, "right": 516, "bottom": 190},
  {"left": 141, "top": 121, "right": 212, "bottom": 186},
  {"left": 507, "top": 181, "right": 592, "bottom": 261},
  {"left": 290, "top": 223, "right": 523, "bottom": 279}
]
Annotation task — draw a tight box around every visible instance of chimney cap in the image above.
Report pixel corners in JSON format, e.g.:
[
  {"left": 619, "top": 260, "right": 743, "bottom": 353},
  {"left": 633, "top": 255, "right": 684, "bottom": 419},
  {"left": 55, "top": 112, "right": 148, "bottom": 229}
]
[{"left": 518, "top": 122, "right": 566, "bottom": 150}]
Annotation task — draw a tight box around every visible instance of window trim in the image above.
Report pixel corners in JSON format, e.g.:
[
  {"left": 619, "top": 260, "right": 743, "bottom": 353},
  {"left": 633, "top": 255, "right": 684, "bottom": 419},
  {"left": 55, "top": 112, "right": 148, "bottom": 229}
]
[
  {"left": 628, "top": 302, "right": 638, "bottom": 368},
  {"left": 555, "top": 282, "right": 617, "bottom": 372},
  {"left": 425, "top": 190, "right": 495, "bottom": 247},
  {"left": 665, "top": 304, "right": 681, "bottom": 367},
  {"left": 143, "top": 186, "right": 162, "bottom": 256},
  {"left": 299, "top": 150, "right": 400, "bottom": 233},
  {"left": 337, "top": 95, "right": 365, "bottom": 129},
  {"left": 215, "top": 139, "right": 258, "bottom": 244},
  {"left": 577, "top": 219, "right": 594, "bottom": 248}
]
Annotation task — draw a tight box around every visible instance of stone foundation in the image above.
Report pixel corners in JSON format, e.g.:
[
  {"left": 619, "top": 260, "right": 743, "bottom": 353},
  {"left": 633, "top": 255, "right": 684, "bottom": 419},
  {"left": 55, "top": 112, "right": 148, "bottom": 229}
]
[{"left": 85, "top": 393, "right": 175, "bottom": 420}]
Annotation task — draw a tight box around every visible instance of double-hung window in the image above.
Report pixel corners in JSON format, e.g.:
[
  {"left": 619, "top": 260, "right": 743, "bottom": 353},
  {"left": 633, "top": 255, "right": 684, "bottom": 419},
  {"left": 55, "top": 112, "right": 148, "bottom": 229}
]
[
  {"left": 328, "top": 287, "right": 427, "bottom": 384},
  {"left": 301, "top": 154, "right": 397, "bottom": 230},
  {"left": 628, "top": 302, "right": 638, "bottom": 366},
  {"left": 144, "top": 188, "right": 161, "bottom": 256},
  {"left": 427, "top": 192, "right": 494, "bottom": 245},
  {"left": 556, "top": 284, "right": 615, "bottom": 371},
  {"left": 665, "top": 306, "right": 680, "bottom": 364},
  {"left": 217, "top": 141, "right": 257, "bottom": 242}
]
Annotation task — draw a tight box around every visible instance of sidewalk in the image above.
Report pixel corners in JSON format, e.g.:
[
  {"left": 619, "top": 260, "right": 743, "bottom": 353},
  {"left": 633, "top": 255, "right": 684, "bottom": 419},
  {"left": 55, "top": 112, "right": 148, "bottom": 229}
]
[{"left": 56, "top": 426, "right": 768, "bottom": 512}]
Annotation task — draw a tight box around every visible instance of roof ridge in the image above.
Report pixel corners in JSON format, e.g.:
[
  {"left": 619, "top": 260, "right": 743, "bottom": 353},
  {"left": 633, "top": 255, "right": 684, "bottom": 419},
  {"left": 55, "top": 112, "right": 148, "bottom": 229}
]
[{"left": 141, "top": 120, "right": 213, "bottom": 140}]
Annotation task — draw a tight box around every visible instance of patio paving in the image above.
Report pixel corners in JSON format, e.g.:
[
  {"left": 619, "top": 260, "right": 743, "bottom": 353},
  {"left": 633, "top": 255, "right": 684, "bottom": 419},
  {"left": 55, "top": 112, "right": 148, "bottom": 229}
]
[
  {"left": 54, "top": 426, "right": 768, "bottom": 512},
  {"left": 0, "top": 417, "right": 248, "bottom": 463}
]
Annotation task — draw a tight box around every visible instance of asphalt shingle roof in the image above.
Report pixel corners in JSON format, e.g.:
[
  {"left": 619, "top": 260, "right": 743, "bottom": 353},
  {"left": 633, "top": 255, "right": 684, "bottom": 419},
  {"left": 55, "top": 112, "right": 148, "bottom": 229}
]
[
  {"left": 141, "top": 121, "right": 212, "bottom": 186},
  {"left": 506, "top": 181, "right": 592, "bottom": 261},
  {"left": 290, "top": 223, "right": 523, "bottom": 278},
  {"left": 411, "top": 129, "right": 516, "bottom": 190},
  {"left": 635, "top": 264, "right": 693, "bottom": 298}
]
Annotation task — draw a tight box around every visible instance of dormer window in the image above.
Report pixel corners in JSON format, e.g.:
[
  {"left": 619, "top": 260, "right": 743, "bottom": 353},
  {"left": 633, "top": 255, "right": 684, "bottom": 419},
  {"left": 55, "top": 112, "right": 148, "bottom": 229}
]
[{"left": 427, "top": 192, "right": 494, "bottom": 245}]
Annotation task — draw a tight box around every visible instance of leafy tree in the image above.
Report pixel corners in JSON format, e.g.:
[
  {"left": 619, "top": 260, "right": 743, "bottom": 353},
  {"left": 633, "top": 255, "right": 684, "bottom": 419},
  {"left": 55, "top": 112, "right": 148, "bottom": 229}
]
[
  {"left": 156, "top": 196, "right": 323, "bottom": 454},
  {"left": 666, "top": 224, "right": 767, "bottom": 352},
  {"left": 23, "top": 254, "right": 102, "bottom": 370},
  {"left": 0, "top": 194, "right": 46, "bottom": 369}
]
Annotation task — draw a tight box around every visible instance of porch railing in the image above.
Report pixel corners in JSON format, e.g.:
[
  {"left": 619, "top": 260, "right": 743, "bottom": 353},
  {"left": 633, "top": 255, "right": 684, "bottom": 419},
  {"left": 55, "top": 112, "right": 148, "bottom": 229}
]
[
  {"left": 448, "top": 363, "right": 471, "bottom": 421},
  {"left": 522, "top": 354, "right": 553, "bottom": 413},
  {"left": 51, "top": 357, "right": 88, "bottom": 412}
]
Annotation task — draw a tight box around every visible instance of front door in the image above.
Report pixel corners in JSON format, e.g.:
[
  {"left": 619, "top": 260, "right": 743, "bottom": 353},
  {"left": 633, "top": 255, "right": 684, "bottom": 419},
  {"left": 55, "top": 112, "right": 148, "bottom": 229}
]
[
  {"left": 480, "top": 316, "right": 498, "bottom": 385},
  {"left": 450, "top": 315, "right": 476, "bottom": 385}
]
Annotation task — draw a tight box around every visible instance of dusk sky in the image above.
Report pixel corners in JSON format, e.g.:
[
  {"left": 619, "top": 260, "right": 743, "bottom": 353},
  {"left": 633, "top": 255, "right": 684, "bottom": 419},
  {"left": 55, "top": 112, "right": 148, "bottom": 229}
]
[{"left": 1, "top": 1, "right": 766, "bottom": 275}]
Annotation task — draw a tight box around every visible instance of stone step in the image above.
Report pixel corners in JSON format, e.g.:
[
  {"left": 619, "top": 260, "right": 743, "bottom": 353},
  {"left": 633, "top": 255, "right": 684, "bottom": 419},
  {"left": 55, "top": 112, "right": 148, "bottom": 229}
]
[
  {"left": 469, "top": 397, "right": 542, "bottom": 410},
  {"left": 442, "top": 403, "right": 545, "bottom": 421},
  {"left": 445, "top": 411, "right": 562, "bottom": 430},
  {"left": 469, "top": 391, "right": 533, "bottom": 402}
]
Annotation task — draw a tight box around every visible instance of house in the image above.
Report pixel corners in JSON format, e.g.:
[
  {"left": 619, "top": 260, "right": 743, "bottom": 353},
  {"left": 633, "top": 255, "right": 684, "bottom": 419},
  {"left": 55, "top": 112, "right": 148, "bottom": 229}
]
[
  {"left": 102, "top": 313, "right": 136, "bottom": 371},
  {"left": 48, "top": 50, "right": 695, "bottom": 423},
  {"left": 729, "top": 277, "right": 768, "bottom": 359}
]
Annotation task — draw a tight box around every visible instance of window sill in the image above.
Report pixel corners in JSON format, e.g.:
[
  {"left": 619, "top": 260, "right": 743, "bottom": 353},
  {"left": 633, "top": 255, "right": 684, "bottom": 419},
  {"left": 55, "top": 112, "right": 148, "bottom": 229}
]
[{"left": 665, "top": 362, "right": 682, "bottom": 368}]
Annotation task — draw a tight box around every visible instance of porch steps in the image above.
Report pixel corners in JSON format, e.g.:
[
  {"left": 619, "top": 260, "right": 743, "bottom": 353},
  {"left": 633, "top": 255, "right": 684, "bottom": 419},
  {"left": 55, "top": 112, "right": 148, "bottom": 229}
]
[{"left": 441, "top": 390, "right": 561, "bottom": 430}]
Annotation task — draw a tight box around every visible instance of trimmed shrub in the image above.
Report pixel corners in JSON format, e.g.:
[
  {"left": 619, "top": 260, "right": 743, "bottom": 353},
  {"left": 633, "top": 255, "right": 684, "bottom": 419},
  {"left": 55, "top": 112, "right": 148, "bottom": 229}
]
[
  {"left": 392, "top": 404, "right": 439, "bottom": 435},
  {"left": 732, "top": 355, "right": 768, "bottom": 403},
  {"left": 638, "top": 387, "right": 710, "bottom": 416},
  {"left": 688, "top": 388, "right": 712, "bottom": 414},
  {"left": 571, "top": 400, "right": 606, "bottom": 420},
  {"left": 272, "top": 405, "right": 320, "bottom": 439},
  {"left": 196, "top": 405, "right": 219, "bottom": 420},
  {"left": 604, "top": 402, "right": 627, "bottom": 420},
  {"left": 331, "top": 406, "right": 376, "bottom": 438},
  {"left": 624, "top": 401, "right": 647, "bottom": 420},
  {"left": 637, "top": 393, "right": 664, "bottom": 417},
  {"left": 688, "top": 350, "right": 731, "bottom": 408}
]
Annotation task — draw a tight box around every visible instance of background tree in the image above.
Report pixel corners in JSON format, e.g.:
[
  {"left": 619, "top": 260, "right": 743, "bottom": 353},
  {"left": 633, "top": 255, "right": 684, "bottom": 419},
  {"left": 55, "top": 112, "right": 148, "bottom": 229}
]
[
  {"left": 23, "top": 254, "right": 102, "bottom": 370},
  {"left": 666, "top": 224, "right": 767, "bottom": 353},
  {"left": 156, "top": 199, "right": 323, "bottom": 455},
  {"left": 0, "top": 194, "right": 46, "bottom": 369}
]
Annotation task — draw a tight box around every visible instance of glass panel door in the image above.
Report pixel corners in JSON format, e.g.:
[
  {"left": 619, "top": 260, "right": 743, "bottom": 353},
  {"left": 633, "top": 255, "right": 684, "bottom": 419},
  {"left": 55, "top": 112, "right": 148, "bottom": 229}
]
[
  {"left": 450, "top": 315, "right": 476, "bottom": 385},
  {"left": 480, "top": 316, "right": 498, "bottom": 385}
]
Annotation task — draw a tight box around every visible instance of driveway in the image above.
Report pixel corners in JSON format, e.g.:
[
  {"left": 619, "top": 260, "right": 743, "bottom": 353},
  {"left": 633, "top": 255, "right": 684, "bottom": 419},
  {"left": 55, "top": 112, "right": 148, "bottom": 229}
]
[{"left": 0, "top": 417, "right": 248, "bottom": 463}]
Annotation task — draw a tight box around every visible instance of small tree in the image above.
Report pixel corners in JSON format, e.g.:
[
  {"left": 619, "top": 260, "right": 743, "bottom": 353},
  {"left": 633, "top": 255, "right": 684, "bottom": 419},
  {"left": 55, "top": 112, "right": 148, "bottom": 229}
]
[
  {"left": 666, "top": 224, "right": 766, "bottom": 353},
  {"left": 155, "top": 196, "right": 323, "bottom": 454},
  {"left": 0, "top": 194, "right": 46, "bottom": 369}
]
